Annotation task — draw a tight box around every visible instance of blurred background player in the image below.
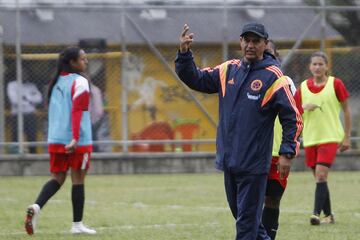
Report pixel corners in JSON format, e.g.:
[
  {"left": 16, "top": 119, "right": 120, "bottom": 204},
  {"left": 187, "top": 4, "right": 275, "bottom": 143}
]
[
  {"left": 294, "top": 51, "right": 351, "bottom": 225},
  {"left": 24, "top": 46, "right": 96, "bottom": 235},
  {"left": 262, "top": 40, "right": 297, "bottom": 240},
  {"left": 6, "top": 74, "right": 43, "bottom": 153},
  {"left": 89, "top": 82, "right": 104, "bottom": 152}
]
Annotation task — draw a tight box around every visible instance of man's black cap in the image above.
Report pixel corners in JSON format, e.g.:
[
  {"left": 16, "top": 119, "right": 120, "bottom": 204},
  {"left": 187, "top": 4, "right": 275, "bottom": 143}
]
[{"left": 240, "top": 22, "right": 268, "bottom": 39}]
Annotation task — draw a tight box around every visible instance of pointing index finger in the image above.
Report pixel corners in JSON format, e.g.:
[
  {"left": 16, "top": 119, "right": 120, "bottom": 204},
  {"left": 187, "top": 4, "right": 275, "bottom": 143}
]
[{"left": 181, "top": 24, "right": 189, "bottom": 37}]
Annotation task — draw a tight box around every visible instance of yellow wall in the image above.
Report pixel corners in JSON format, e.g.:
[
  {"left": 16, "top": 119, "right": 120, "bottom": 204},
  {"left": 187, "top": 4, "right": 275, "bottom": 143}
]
[{"left": 104, "top": 45, "right": 224, "bottom": 151}]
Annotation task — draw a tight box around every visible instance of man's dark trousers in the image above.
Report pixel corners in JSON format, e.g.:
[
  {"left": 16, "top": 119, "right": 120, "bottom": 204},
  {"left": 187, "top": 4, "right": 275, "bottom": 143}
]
[{"left": 224, "top": 171, "right": 270, "bottom": 240}]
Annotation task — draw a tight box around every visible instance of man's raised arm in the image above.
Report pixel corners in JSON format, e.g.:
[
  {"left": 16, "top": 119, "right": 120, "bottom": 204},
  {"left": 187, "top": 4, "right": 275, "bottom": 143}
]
[{"left": 175, "top": 24, "right": 220, "bottom": 94}]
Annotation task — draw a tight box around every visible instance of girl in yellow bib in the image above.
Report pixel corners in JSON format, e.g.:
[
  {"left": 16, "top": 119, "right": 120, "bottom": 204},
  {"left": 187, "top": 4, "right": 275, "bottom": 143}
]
[{"left": 294, "top": 51, "right": 351, "bottom": 225}]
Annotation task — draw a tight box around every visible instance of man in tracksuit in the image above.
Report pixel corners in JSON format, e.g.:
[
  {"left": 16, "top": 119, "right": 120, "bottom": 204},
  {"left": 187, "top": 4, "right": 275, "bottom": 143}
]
[{"left": 175, "top": 22, "right": 303, "bottom": 240}]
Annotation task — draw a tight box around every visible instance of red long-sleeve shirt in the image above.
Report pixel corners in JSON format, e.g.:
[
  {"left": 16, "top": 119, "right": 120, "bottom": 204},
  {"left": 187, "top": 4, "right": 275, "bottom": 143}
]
[{"left": 294, "top": 77, "right": 349, "bottom": 114}]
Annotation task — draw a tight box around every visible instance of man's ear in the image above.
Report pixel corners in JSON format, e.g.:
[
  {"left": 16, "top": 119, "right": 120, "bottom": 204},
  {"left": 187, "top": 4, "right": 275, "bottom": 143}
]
[
  {"left": 264, "top": 39, "right": 269, "bottom": 45},
  {"left": 239, "top": 37, "right": 244, "bottom": 46}
]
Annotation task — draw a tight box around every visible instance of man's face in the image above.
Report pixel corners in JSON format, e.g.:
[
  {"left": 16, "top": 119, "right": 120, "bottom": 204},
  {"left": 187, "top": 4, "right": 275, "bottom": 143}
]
[{"left": 240, "top": 33, "right": 267, "bottom": 62}]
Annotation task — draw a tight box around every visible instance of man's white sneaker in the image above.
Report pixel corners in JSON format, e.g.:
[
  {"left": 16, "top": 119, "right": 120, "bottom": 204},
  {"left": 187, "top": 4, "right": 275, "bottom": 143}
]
[
  {"left": 70, "top": 222, "right": 97, "bottom": 235},
  {"left": 24, "top": 204, "right": 40, "bottom": 235}
]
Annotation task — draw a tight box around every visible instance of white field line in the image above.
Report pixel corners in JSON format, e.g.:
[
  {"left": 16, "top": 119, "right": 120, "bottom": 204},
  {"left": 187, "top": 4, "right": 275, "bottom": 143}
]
[
  {"left": 1, "top": 197, "right": 314, "bottom": 214},
  {"left": 0, "top": 222, "right": 220, "bottom": 236},
  {"left": 0, "top": 197, "right": 18, "bottom": 202},
  {"left": 97, "top": 222, "right": 220, "bottom": 231},
  {"left": 123, "top": 202, "right": 310, "bottom": 214},
  {"left": 8, "top": 197, "right": 311, "bottom": 214}
]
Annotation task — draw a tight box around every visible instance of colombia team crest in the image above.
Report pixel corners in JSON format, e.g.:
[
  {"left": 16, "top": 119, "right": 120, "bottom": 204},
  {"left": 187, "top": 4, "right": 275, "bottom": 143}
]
[{"left": 250, "top": 79, "right": 263, "bottom": 91}]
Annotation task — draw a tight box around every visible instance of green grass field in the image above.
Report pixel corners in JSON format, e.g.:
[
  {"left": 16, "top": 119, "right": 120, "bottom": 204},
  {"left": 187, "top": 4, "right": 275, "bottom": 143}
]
[{"left": 0, "top": 172, "right": 359, "bottom": 240}]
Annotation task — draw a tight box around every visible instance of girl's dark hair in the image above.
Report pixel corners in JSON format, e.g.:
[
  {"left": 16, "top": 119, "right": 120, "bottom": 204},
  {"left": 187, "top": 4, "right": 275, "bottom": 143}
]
[
  {"left": 47, "top": 46, "right": 83, "bottom": 102},
  {"left": 310, "top": 51, "right": 328, "bottom": 64},
  {"left": 267, "top": 39, "right": 279, "bottom": 58}
]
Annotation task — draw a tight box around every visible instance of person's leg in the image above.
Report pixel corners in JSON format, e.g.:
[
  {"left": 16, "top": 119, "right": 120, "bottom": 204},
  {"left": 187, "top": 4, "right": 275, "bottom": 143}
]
[
  {"left": 313, "top": 143, "right": 337, "bottom": 224},
  {"left": 24, "top": 114, "right": 37, "bottom": 153},
  {"left": 35, "top": 172, "right": 66, "bottom": 208},
  {"left": 25, "top": 153, "right": 69, "bottom": 235},
  {"left": 234, "top": 173, "right": 270, "bottom": 240},
  {"left": 25, "top": 173, "right": 66, "bottom": 235},
  {"left": 92, "top": 121, "right": 102, "bottom": 152},
  {"left": 91, "top": 124, "right": 98, "bottom": 152},
  {"left": 318, "top": 143, "right": 337, "bottom": 220},
  {"left": 263, "top": 159, "right": 287, "bottom": 240},
  {"left": 310, "top": 164, "right": 329, "bottom": 225},
  {"left": 313, "top": 164, "right": 330, "bottom": 213},
  {"left": 319, "top": 180, "right": 334, "bottom": 224},
  {"left": 10, "top": 115, "right": 18, "bottom": 142},
  {"left": 69, "top": 152, "right": 96, "bottom": 234},
  {"left": 9, "top": 115, "right": 18, "bottom": 153},
  {"left": 257, "top": 223, "right": 270, "bottom": 240},
  {"left": 304, "top": 146, "right": 322, "bottom": 225},
  {"left": 224, "top": 171, "right": 238, "bottom": 219},
  {"left": 263, "top": 181, "right": 284, "bottom": 240},
  {"left": 323, "top": 190, "right": 332, "bottom": 217},
  {"left": 71, "top": 169, "right": 86, "bottom": 223},
  {"left": 313, "top": 167, "right": 335, "bottom": 224}
]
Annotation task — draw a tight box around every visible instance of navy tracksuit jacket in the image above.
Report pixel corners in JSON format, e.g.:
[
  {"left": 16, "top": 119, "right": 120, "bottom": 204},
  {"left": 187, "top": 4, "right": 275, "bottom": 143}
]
[{"left": 175, "top": 50, "right": 302, "bottom": 175}]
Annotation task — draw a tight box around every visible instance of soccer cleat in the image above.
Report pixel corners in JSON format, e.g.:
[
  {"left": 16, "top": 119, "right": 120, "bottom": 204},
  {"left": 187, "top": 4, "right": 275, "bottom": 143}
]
[
  {"left": 70, "top": 222, "right": 97, "bottom": 235},
  {"left": 321, "top": 214, "right": 335, "bottom": 224},
  {"left": 310, "top": 214, "right": 320, "bottom": 225},
  {"left": 24, "top": 204, "right": 40, "bottom": 235}
]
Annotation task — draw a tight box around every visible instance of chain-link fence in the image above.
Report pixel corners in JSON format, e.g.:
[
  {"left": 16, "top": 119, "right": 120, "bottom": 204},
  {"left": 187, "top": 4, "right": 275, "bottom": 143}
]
[{"left": 0, "top": 2, "right": 359, "bottom": 154}]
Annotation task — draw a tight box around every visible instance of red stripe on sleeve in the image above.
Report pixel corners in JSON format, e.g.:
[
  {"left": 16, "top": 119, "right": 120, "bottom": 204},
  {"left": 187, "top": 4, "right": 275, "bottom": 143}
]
[
  {"left": 73, "top": 91, "right": 90, "bottom": 111},
  {"left": 72, "top": 108, "right": 82, "bottom": 141},
  {"left": 266, "top": 66, "right": 283, "bottom": 79},
  {"left": 72, "top": 91, "right": 90, "bottom": 141}
]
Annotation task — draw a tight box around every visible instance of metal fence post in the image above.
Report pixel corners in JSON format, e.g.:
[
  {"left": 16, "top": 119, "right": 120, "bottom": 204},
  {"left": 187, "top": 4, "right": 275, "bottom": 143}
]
[
  {"left": 125, "top": 14, "right": 217, "bottom": 128},
  {"left": 320, "top": 0, "right": 326, "bottom": 51},
  {"left": 222, "top": 0, "right": 228, "bottom": 62},
  {"left": 120, "top": 1, "right": 129, "bottom": 153},
  {"left": 15, "top": 0, "right": 24, "bottom": 154},
  {"left": 281, "top": 13, "right": 321, "bottom": 69}
]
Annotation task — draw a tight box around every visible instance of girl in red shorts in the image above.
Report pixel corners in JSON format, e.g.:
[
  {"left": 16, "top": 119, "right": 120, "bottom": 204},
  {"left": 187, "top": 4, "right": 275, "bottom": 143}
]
[
  {"left": 24, "top": 46, "right": 96, "bottom": 235},
  {"left": 294, "top": 51, "right": 351, "bottom": 225},
  {"left": 262, "top": 40, "right": 299, "bottom": 240}
]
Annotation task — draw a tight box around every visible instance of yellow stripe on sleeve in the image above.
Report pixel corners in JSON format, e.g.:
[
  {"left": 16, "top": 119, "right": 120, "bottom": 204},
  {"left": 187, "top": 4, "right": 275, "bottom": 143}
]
[{"left": 261, "top": 76, "right": 289, "bottom": 107}]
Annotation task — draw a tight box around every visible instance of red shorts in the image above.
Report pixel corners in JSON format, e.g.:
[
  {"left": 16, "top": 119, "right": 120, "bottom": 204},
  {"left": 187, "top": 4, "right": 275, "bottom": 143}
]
[
  {"left": 267, "top": 157, "right": 288, "bottom": 189},
  {"left": 50, "top": 152, "right": 91, "bottom": 173},
  {"left": 304, "top": 142, "right": 338, "bottom": 168}
]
